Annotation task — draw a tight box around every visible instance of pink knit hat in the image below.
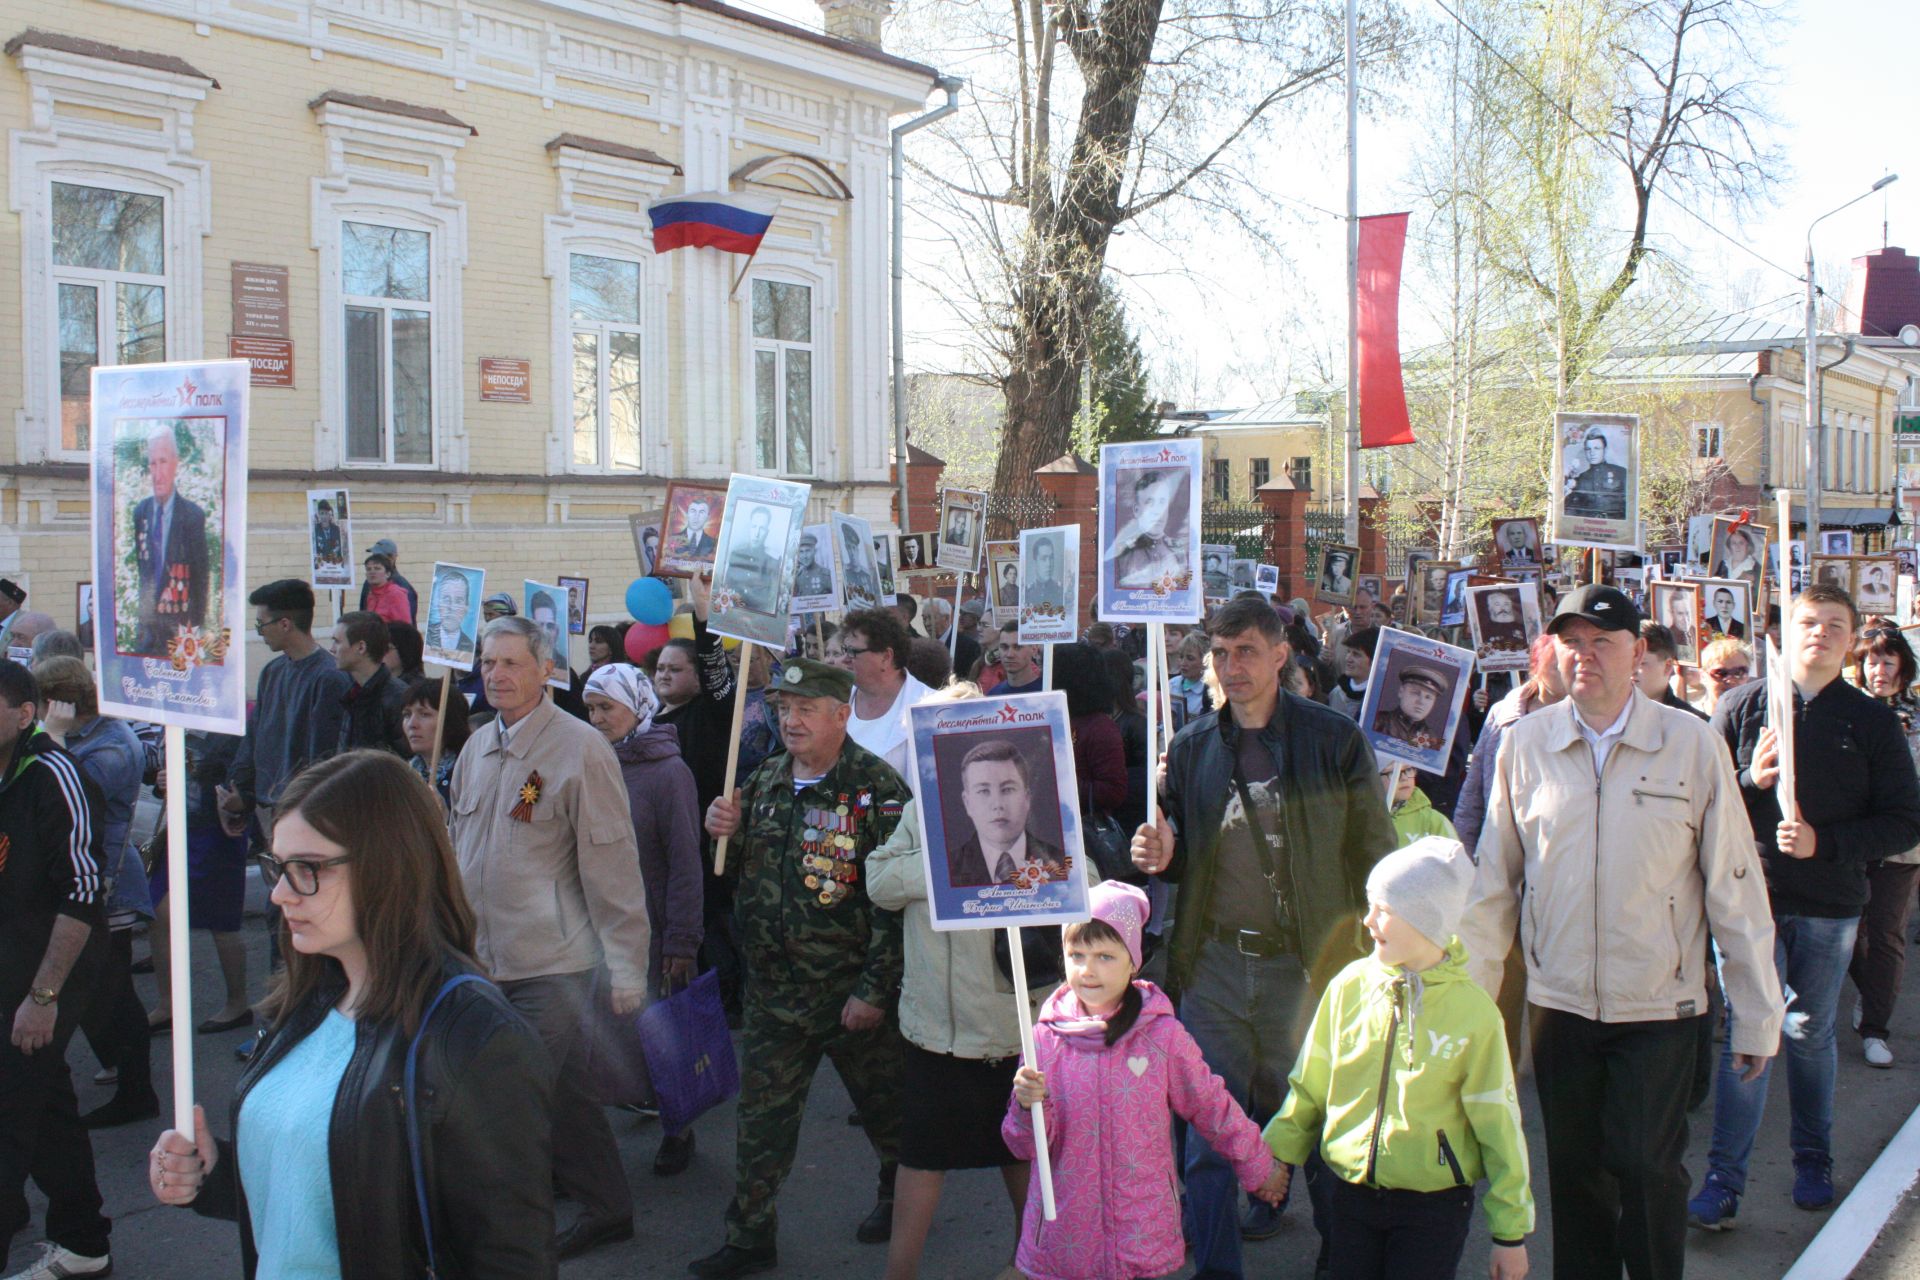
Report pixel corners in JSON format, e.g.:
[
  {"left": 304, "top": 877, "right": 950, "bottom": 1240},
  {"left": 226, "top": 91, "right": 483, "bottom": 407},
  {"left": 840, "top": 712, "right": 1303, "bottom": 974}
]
[{"left": 1088, "top": 880, "right": 1151, "bottom": 971}]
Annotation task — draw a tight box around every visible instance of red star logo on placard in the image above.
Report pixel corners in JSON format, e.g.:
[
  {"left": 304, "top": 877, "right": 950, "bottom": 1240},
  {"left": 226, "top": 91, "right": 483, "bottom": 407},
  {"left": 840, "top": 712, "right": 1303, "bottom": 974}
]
[
  {"left": 176, "top": 377, "right": 198, "bottom": 406},
  {"left": 999, "top": 703, "right": 1018, "bottom": 723}
]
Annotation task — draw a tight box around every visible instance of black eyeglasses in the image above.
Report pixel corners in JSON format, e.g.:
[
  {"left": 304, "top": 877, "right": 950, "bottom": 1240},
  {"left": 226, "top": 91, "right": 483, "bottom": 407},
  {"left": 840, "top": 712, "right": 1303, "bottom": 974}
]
[
  {"left": 839, "top": 646, "right": 872, "bottom": 658},
  {"left": 256, "top": 852, "right": 352, "bottom": 896}
]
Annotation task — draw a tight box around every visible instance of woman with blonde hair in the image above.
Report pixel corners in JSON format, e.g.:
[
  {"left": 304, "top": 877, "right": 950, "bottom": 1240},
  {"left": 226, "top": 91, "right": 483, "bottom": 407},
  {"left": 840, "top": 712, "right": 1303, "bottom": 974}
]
[
  {"left": 1697, "top": 636, "right": 1753, "bottom": 715},
  {"left": 149, "top": 750, "right": 555, "bottom": 1278}
]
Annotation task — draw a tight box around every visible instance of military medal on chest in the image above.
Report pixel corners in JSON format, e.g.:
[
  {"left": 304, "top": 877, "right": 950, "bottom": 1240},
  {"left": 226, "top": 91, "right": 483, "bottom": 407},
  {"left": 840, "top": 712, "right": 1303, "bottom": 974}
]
[{"left": 800, "top": 796, "right": 860, "bottom": 905}]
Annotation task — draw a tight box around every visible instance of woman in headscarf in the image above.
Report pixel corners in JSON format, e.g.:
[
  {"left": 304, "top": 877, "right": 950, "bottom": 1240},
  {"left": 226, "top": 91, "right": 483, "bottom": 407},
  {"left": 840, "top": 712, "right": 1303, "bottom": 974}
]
[{"left": 582, "top": 663, "right": 706, "bottom": 1176}]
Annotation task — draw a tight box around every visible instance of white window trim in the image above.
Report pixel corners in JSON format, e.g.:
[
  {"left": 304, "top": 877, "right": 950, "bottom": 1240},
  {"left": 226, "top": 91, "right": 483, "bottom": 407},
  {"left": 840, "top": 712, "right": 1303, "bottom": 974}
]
[
  {"left": 732, "top": 186, "right": 839, "bottom": 478},
  {"left": 9, "top": 44, "right": 212, "bottom": 464},
  {"left": 311, "top": 101, "right": 468, "bottom": 471},
  {"left": 746, "top": 272, "right": 827, "bottom": 479},
  {"left": 543, "top": 142, "right": 674, "bottom": 476}
]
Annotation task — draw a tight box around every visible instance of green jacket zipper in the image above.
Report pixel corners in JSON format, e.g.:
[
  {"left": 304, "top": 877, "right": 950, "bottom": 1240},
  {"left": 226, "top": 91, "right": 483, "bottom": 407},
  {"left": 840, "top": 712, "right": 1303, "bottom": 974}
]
[{"left": 1363, "top": 978, "right": 1404, "bottom": 1186}]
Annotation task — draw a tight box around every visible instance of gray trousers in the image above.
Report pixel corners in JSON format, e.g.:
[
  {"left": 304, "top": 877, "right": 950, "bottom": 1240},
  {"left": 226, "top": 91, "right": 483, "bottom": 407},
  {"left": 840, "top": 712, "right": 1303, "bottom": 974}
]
[{"left": 500, "top": 969, "right": 632, "bottom": 1224}]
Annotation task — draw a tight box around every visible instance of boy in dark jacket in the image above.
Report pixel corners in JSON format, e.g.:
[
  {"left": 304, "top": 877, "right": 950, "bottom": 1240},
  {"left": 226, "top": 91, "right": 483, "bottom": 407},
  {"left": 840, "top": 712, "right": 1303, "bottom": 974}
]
[{"left": 1691, "top": 584, "right": 1920, "bottom": 1226}]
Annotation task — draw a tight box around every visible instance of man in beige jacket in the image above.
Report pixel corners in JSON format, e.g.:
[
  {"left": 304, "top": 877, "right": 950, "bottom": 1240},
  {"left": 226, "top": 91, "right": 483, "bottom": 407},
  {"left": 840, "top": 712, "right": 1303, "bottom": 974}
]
[
  {"left": 451, "top": 615, "right": 651, "bottom": 1261},
  {"left": 1459, "top": 585, "right": 1781, "bottom": 1280}
]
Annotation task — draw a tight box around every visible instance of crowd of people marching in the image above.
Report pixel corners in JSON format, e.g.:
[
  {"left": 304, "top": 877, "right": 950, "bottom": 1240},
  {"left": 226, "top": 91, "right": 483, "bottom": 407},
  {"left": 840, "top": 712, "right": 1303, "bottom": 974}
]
[{"left": 3, "top": 522, "right": 1920, "bottom": 1280}]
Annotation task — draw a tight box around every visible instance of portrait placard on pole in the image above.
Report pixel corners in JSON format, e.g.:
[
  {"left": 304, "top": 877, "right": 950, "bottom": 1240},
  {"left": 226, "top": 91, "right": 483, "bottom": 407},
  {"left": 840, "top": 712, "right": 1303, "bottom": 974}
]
[
  {"left": 789, "top": 523, "right": 842, "bottom": 616},
  {"left": 90, "top": 359, "right": 250, "bottom": 735},
  {"left": 831, "top": 511, "right": 882, "bottom": 612},
  {"left": 1551, "top": 411, "right": 1640, "bottom": 553},
  {"left": 523, "top": 580, "right": 573, "bottom": 688},
  {"left": 1465, "top": 581, "right": 1541, "bottom": 673},
  {"left": 1097, "top": 440, "right": 1202, "bottom": 623},
  {"left": 709, "top": 474, "right": 811, "bottom": 648},
  {"left": 306, "top": 487, "right": 353, "bottom": 589},
  {"left": 1018, "top": 526, "right": 1080, "bottom": 645},
  {"left": 422, "top": 564, "right": 486, "bottom": 671},
  {"left": 1355, "top": 628, "right": 1475, "bottom": 776},
  {"left": 936, "top": 489, "right": 987, "bottom": 575}
]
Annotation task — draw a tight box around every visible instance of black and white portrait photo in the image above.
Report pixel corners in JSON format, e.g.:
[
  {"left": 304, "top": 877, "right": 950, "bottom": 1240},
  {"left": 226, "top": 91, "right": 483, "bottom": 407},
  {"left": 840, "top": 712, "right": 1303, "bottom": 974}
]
[
  {"left": 1317, "top": 544, "right": 1359, "bottom": 605},
  {"left": 1552, "top": 411, "right": 1639, "bottom": 551},
  {"left": 1651, "top": 581, "right": 1702, "bottom": 666},
  {"left": 1491, "top": 518, "right": 1542, "bottom": 567},
  {"left": 1699, "top": 579, "right": 1750, "bottom": 641},
  {"left": 1709, "top": 518, "right": 1767, "bottom": 594},
  {"left": 942, "top": 735, "right": 1071, "bottom": 888}
]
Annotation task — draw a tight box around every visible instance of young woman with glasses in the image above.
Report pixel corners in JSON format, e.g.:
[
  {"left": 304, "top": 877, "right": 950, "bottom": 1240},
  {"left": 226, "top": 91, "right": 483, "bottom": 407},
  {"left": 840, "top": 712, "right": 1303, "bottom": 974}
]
[{"left": 148, "top": 749, "right": 556, "bottom": 1278}]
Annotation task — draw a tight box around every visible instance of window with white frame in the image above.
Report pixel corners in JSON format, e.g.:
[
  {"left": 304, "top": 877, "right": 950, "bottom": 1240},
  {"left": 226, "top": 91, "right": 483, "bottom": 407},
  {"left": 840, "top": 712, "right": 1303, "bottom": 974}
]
[
  {"left": 752, "top": 279, "right": 814, "bottom": 476},
  {"left": 569, "top": 253, "right": 644, "bottom": 471},
  {"left": 1694, "top": 422, "right": 1723, "bottom": 459},
  {"left": 52, "top": 181, "right": 169, "bottom": 452},
  {"left": 341, "top": 221, "right": 434, "bottom": 466}
]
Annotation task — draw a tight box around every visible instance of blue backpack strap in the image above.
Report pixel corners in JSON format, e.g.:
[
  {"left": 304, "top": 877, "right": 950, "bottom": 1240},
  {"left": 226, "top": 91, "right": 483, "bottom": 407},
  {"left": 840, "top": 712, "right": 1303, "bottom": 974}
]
[{"left": 406, "top": 972, "right": 492, "bottom": 1279}]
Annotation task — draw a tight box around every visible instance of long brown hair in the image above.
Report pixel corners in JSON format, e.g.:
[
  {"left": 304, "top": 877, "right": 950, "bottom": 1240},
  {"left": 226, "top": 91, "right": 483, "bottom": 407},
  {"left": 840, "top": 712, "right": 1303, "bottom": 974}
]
[{"left": 262, "top": 749, "right": 480, "bottom": 1034}]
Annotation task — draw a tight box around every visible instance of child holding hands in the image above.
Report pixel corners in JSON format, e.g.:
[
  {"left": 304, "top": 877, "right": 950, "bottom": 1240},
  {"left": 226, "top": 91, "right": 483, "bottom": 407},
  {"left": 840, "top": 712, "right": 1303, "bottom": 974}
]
[
  {"left": 1267, "top": 840, "right": 1520, "bottom": 1280},
  {"left": 1263, "top": 837, "right": 1533, "bottom": 1280},
  {"left": 1004, "top": 882, "right": 1285, "bottom": 1280}
]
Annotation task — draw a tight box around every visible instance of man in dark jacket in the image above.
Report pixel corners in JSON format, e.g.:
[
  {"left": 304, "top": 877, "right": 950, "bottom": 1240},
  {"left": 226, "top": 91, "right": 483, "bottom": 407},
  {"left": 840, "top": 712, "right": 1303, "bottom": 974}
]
[
  {"left": 329, "top": 611, "right": 409, "bottom": 756},
  {"left": 1691, "top": 583, "right": 1920, "bottom": 1226},
  {"left": 130, "top": 425, "right": 209, "bottom": 656},
  {"left": 1132, "top": 596, "right": 1397, "bottom": 1277},
  {"left": 0, "top": 659, "right": 112, "bottom": 1276}
]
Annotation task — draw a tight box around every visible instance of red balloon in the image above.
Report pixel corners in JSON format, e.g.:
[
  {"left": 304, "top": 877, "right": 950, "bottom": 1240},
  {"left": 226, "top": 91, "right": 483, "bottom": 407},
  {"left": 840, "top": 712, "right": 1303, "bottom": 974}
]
[{"left": 623, "top": 621, "right": 672, "bottom": 664}]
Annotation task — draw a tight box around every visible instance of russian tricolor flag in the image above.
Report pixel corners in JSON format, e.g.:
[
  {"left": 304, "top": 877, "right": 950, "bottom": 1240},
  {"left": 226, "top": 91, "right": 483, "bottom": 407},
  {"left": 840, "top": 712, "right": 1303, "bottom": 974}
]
[{"left": 647, "top": 193, "right": 780, "bottom": 255}]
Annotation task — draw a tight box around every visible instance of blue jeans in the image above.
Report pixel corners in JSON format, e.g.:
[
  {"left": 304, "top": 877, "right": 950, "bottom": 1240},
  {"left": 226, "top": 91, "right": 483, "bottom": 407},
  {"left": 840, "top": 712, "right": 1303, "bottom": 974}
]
[
  {"left": 1706, "top": 913, "right": 1859, "bottom": 1194},
  {"left": 1177, "top": 938, "right": 1321, "bottom": 1279}
]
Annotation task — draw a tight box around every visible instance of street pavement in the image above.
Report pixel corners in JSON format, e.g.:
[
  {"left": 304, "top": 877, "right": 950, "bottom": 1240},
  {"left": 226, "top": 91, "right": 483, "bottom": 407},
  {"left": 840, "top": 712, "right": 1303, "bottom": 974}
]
[{"left": 13, "top": 869, "right": 1920, "bottom": 1280}]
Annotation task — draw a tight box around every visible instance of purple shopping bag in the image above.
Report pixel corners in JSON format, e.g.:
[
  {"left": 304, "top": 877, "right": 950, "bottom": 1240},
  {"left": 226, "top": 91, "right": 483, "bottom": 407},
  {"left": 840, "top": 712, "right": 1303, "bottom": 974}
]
[{"left": 636, "top": 969, "right": 739, "bottom": 1137}]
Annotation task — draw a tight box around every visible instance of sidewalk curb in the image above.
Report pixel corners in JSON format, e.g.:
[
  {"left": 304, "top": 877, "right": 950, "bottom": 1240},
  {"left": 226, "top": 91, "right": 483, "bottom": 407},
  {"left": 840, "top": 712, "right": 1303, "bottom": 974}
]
[{"left": 1783, "top": 1097, "right": 1920, "bottom": 1280}]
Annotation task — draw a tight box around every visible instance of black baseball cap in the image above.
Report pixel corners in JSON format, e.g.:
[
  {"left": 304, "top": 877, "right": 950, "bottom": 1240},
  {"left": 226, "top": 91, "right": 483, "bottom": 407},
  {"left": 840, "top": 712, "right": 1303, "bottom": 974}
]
[{"left": 1547, "top": 584, "right": 1641, "bottom": 635}]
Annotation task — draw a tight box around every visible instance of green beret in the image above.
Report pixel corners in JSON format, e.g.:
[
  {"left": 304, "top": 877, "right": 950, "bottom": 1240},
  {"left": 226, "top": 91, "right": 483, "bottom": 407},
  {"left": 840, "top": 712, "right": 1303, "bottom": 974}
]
[{"left": 771, "top": 656, "right": 854, "bottom": 704}]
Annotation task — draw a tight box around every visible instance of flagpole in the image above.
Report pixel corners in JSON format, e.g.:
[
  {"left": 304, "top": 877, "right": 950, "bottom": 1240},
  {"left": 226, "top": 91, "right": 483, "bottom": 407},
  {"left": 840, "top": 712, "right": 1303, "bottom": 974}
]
[{"left": 1342, "top": 0, "right": 1360, "bottom": 545}]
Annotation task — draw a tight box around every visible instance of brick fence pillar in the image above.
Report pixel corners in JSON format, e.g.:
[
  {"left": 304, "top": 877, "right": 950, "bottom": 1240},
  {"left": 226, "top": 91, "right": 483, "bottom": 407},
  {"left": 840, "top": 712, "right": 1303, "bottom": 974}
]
[
  {"left": 1357, "top": 485, "right": 1388, "bottom": 578},
  {"left": 1035, "top": 453, "right": 1099, "bottom": 635},
  {"left": 897, "top": 444, "right": 946, "bottom": 534},
  {"left": 1258, "top": 475, "right": 1309, "bottom": 603}
]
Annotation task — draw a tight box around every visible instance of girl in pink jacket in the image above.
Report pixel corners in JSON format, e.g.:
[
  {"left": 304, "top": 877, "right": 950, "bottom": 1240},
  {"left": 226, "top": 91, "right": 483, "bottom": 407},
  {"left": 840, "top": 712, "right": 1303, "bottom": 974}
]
[{"left": 1005, "top": 882, "right": 1284, "bottom": 1280}]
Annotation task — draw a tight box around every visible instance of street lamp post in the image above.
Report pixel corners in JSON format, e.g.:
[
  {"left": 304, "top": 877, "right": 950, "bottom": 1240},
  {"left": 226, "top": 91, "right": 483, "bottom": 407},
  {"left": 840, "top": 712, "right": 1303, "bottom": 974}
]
[{"left": 1803, "top": 173, "right": 1898, "bottom": 539}]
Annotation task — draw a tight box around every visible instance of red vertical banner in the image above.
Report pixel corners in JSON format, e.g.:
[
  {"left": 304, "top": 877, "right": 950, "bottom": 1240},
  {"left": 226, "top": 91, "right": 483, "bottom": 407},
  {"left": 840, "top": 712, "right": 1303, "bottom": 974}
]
[{"left": 1357, "top": 212, "right": 1415, "bottom": 448}]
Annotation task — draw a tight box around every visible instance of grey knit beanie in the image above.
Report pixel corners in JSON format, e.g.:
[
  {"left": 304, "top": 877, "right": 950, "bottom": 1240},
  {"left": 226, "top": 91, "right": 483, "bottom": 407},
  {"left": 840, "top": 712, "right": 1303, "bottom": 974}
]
[{"left": 1365, "top": 836, "right": 1474, "bottom": 951}]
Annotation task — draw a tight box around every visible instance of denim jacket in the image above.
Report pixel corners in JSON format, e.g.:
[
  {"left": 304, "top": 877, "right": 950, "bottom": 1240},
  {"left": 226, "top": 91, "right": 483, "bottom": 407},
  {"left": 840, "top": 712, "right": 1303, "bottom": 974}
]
[{"left": 63, "top": 714, "right": 153, "bottom": 922}]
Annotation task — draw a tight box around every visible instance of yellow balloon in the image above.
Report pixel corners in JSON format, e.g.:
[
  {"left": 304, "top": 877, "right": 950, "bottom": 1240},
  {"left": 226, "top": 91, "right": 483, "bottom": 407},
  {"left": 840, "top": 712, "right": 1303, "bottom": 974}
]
[{"left": 667, "top": 613, "right": 694, "bottom": 641}]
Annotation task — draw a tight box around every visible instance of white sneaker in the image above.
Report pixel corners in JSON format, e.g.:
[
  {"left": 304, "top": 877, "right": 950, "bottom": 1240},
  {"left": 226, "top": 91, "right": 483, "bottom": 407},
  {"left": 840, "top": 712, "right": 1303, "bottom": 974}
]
[
  {"left": 1865, "top": 1037, "right": 1895, "bottom": 1068},
  {"left": 1853, "top": 1003, "right": 1863, "bottom": 1032},
  {"left": 2, "top": 1243, "right": 112, "bottom": 1279},
  {"left": 90, "top": 1067, "right": 116, "bottom": 1087}
]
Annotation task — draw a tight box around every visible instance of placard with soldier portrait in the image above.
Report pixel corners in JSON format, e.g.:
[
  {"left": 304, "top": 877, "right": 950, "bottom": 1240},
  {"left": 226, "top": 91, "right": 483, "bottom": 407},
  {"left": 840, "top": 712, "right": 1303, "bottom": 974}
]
[
  {"left": 1853, "top": 556, "right": 1899, "bottom": 617},
  {"left": 523, "top": 580, "right": 573, "bottom": 689},
  {"left": 1316, "top": 544, "right": 1360, "bottom": 605},
  {"left": 897, "top": 533, "right": 934, "bottom": 575},
  {"left": 558, "top": 576, "right": 589, "bottom": 635},
  {"left": 832, "top": 512, "right": 883, "bottom": 612},
  {"left": 1229, "top": 558, "right": 1257, "bottom": 593},
  {"left": 423, "top": 563, "right": 485, "bottom": 671},
  {"left": 1097, "top": 439, "right": 1202, "bottom": 623},
  {"left": 1018, "top": 525, "right": 1079, "bottom": 645},
  {"left": 1821, "top": 530, "right": 1855, "bottom": 556},
  {"left": 1650, "top": 580, "right": 1703, "bottom": 665},
  {"left": 1404, "top": 548, "right": 1437, "bottom": 601},
  {"left": 1254, "top": 564, "right": 1280, "bottom": 598},
  {"left": 986, "top": 540, "right": 1021, "bottom": 621},
  {"left": 1466, "top": 581, "right": 1541, "bottom": 673},
  {"left": 789, "top": 522, "right": 840, "bottom": 614},
  {"left": 1187, "top": 543, "right": 1226, "bottom": 604},
  {"left": 1356, "top": 574, "right": 1386, "bottom": 614},
  {"left": 658, "top": 482, "right": 727, "bottom": 578},
  {"left": 1697, "top": 578, "right": 1752, "bottom": 642},
  {"left": 1415, "top": 560, "right": 1461, "bottom": 626},
  {"left": 90, "top": 359, "right": 249, "bottom": 734},
  {"left": 1440, "top": 568, "right": 1473, "bottom": 628},
  {"left": 871, "top": 528, "right": 900, "bottom": 599},
  {"left": 1709, "top": 517, "right": 1767, "bottom": 595},
  {"left": 1551, "top": 411, "right": 1640, "bottom": 552},
  {"left": 630, "top": 510, "right": 665, "bottom": 577},
  {"left": 709, "top": 475, "right": 810, "bottom": 647},
  {"left": 908, "top": 691, "right": 1092, "bottom": 931},
  {"left": 937, "top": 488, "right": 987, "bottom": 575},
  {"left": 1491, "top": 517, "right": 1542, "bottom": 569},
  {"left": 1356, "top": 628, "right": 1475, "bottom": 776},
  {"left": 306, "top": 487, "right": 353, "bottom": 589},
  {"left": 1812, "top": 556, "right": 1853, "bottom": 593}
]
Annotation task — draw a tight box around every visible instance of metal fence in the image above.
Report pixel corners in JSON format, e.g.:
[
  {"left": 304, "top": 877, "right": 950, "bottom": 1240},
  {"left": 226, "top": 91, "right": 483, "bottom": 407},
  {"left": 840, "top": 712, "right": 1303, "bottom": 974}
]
[
  {"left": 1200, "top": 501, "right": 1272, "bottom": 561},
  {"left": 984, "top": 492, "right": 1059, "bottom": 538}
]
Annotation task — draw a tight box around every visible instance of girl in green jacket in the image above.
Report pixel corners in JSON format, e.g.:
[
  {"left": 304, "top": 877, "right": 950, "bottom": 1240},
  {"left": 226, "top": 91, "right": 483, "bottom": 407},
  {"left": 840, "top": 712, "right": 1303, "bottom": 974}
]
[{"left": 1263, "top": 837, "right": 1532, "bottom": 1280}]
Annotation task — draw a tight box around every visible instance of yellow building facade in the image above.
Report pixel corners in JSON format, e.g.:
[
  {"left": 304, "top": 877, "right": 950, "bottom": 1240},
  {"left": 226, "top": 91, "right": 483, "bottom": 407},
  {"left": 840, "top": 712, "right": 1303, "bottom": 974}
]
[{"left": 1, "top": 1, "right": 939, "bottom": 669}]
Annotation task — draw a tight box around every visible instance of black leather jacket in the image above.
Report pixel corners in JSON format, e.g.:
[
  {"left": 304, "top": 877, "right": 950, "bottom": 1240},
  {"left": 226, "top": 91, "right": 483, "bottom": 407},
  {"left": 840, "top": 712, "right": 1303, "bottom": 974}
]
[
  {"left": 1159, "top": 692, "right": 1398, "bottom": 993},
  {"left": 192, "top": 961, "right": 556, "bottom": 1279}
]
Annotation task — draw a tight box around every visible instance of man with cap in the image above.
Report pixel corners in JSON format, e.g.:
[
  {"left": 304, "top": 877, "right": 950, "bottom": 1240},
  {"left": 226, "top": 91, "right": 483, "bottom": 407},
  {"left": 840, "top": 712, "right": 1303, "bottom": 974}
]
[
  {"left": 793, "top": 531, "right": 835, "bottom": 599},
  {"left": 1370, "top": 664, "right": 1450, "bottom": 752},
  {"left": 1318, "top": 549, "right": 1353, "bottom": 599},
  {"left": 356, "top": 538, "right": 417, "bottom": 619},
  {"left": 693, "top": 657, "right": 911, "bottom": 1279},
  {"left": 1458, "top": 585, "right": 1782, "bottom": 1280}
]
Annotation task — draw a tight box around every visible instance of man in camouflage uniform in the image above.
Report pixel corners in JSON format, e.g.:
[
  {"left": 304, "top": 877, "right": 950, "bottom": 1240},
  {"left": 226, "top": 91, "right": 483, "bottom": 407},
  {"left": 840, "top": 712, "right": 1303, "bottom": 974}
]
[{"left": 690, "top": 657, "right": 910, "bottom": 1280}]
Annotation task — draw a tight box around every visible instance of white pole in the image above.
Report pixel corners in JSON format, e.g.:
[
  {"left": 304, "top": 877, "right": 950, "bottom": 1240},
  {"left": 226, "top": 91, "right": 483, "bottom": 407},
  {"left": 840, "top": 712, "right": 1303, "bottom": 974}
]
[
  {"left": 1383, "top": 759, "right": 1403, "bottom": 804},
  {"left": 1342, "top": 0, "right": 1361, "bottom": 545},
  {"left": 949, "top": 573, "right": 966, "bottom": 666},
  {"left": 164, "top": 724, "right": 194, "bottom": 1132},
  {"left": 1005, "top": 926, "right": 1057, "bottom": 1221},
  {"left": 1145, "top": 623, "right": 1161, "bottom": 830},
  {"left": 1043, "top": 642, "right": 1055, "bottom": 690}
]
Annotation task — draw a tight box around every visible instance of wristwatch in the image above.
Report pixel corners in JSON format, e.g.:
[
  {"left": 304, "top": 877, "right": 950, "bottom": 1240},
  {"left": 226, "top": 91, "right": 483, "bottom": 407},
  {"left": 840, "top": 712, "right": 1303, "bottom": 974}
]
[{"left": 28, "top": 987, "right": 57, "bottom": 1007}]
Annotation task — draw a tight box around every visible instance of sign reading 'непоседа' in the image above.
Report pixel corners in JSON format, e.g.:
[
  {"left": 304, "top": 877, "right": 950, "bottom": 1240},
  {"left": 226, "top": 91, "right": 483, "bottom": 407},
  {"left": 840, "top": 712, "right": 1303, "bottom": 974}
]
[
  {"left": 479, "top": 357, "right": 533, "bottom": 402},
  {"left": 230, "top": 337, "right": 293, "bottom": 387}
]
